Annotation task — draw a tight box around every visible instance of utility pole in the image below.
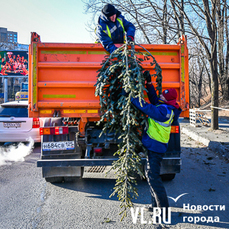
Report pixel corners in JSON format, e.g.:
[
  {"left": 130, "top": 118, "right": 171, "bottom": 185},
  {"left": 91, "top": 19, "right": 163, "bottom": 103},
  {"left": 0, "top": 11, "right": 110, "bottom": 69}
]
[
  {"left": 4, "top": 78, "right": 8, "bottom": 103},
  {"left": 180, "top": 0, "right": 184, "bottom": 35}
]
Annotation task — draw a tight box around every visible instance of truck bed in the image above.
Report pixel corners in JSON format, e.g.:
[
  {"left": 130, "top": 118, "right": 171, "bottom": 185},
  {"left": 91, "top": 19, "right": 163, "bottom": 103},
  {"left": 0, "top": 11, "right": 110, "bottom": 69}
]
[{"left": 29, "top": 33, "right": 189, "bottom": 135}]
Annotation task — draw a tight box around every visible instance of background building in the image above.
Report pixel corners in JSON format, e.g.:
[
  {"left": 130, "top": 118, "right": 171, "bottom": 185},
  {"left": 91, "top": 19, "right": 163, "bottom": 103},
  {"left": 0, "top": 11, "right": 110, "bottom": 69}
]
[
  {"left": 0, "top": 27, "right": 17, "bottom": 43},
  {"left": 7, "top": 31, "right": 17, "bottom": 43},
  {"left": 0, "top": 27, "right": 28, "bottom": 51}
]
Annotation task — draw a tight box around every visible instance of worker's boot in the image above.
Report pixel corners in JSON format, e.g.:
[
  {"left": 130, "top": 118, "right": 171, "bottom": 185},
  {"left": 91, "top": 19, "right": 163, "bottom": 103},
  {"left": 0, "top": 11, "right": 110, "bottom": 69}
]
[
  {"left": 143, "top": 197, "right": 156, "bottom": 212},
  {"left": 143, "top": 204, "right": 154, "bottom": 212}
]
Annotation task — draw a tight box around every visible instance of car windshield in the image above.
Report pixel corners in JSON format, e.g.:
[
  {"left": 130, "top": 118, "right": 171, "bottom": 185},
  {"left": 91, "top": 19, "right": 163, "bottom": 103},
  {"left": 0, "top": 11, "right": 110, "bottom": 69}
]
[
  {"left": 21, "top": 83, "right": 28, "bottom": 92},
  {"left": 0, "top": 106, "right": 28, "bottom": 117}
]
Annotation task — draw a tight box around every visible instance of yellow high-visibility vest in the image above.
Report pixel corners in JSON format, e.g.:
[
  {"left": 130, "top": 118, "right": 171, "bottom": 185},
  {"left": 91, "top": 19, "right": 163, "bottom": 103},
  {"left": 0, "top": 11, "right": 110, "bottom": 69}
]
[
  {"left": 147, "top": 106, "right": 174, "bottom": 144},
  {"left": 95, "top": 17, "right": 126, "bottom": 43}
]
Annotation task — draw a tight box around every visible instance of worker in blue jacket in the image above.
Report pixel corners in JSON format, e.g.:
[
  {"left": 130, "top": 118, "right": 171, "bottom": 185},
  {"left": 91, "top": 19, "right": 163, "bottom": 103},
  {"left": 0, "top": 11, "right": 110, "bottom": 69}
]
[
  {"left": 96, "top": 4, "right": 135, "bottom": 54},
  {"left": 131, "top": 71, "right": 182, "bottom": 216}
]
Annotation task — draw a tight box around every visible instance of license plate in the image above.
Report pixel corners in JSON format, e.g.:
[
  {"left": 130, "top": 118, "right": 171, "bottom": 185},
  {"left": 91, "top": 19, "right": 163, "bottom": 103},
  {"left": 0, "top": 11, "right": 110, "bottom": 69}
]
[
  {"left": 4, "top": 122, "right": 21, "bottom": 128},
  {"left": 42, "top": 141, "right": 75, "bottom": 151}
]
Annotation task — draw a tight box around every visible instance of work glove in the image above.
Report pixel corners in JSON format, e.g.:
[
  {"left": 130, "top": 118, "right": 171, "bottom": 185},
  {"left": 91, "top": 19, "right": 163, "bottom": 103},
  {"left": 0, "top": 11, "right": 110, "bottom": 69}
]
[{"left": 143, "top": 71, "right": 151, "bottom": 84}]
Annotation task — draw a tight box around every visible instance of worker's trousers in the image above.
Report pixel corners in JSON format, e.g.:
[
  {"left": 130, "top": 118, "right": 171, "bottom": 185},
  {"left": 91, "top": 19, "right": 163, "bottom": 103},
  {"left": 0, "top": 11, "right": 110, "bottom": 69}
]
[{"left": 146, "top": 150, "right": 169, "bottom": 210}]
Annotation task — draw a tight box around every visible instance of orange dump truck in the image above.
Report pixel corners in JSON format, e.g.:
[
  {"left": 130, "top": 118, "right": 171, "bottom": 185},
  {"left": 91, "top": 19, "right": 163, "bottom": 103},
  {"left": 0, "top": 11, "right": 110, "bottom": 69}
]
[{"left": 30, "top": 33, "right": 189, "bottom": 183}]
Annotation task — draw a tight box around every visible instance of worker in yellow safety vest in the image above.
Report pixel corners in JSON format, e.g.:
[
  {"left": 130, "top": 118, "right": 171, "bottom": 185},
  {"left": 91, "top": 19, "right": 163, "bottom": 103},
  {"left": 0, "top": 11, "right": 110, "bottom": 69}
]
[
  {"left": 95, "top": 4, "right": 135, "bottom": 54},
  {"left": 131, "top": 71, "right": 182, "bottom": 218}
]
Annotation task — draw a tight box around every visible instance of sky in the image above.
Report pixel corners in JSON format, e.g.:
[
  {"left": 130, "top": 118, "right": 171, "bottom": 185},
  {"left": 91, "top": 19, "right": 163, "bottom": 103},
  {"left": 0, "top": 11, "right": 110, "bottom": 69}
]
[{"left": 1, "top": 0, "right": 95, "bottom": 44}]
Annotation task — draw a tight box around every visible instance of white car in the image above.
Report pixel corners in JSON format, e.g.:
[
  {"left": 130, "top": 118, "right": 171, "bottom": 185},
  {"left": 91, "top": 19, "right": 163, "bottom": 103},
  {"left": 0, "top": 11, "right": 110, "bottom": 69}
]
[{"left": 0, "top": 100, "right": 42, "bottom": 144}]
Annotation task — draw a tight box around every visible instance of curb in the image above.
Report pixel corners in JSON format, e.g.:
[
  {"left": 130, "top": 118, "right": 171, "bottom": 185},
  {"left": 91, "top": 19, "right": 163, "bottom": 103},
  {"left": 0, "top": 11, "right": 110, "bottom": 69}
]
[
  {"left": 181, "top": 127, "right": 229, "bottom": 160},
  {"left": 181, "top": 127, "right": 210, "bottom": 146}
]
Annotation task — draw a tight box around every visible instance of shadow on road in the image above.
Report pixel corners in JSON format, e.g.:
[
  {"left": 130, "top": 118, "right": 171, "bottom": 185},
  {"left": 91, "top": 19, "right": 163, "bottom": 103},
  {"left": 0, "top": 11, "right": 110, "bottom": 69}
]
[
  {"left": 53, "top": 176, "right": 151, "bottom": 205},
  {"left": 51, "top": 176, "right": 229, "bottom": 228}
]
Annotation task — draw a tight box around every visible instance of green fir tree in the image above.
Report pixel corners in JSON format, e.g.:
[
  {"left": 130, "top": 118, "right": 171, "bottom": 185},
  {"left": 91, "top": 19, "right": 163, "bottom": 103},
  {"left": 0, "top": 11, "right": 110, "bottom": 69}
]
[{"left": 95, "top": 42, "right": 162, "bottom": 220}]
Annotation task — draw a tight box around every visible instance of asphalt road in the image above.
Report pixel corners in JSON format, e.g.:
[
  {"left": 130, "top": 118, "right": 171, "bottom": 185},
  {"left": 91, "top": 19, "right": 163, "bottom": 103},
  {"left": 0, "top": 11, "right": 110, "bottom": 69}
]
[{"left": 0, "top": 133, "right": 229, "bottom": 229}]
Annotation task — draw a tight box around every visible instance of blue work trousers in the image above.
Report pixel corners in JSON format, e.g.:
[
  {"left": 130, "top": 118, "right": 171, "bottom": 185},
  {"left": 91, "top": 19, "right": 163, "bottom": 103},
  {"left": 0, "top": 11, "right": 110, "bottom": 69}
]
[{"left": 146, "top": 150, "right": 169, "bottom": 209}]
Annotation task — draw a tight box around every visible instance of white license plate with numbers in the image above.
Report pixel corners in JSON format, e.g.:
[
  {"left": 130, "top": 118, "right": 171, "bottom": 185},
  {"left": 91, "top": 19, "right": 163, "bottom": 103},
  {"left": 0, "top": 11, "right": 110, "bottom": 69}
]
[
  {"left": 42, "top": 141, "right": 75, "bottom": 151},
  {"left": 4, "top": 122, "right": 21, "bottom": 128}
]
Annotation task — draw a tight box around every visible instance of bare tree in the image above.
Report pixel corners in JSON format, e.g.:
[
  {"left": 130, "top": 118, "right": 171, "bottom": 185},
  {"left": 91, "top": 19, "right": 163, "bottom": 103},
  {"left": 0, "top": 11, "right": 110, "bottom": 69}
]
[
  {"left": 188, "top": 39, "right": 211, "bottom": 107},
  {"left": 84, "top": 0, "right": 229, "bottom": 129},
  {"left": 83, "top": 0, "right": 181, "bottom": 44},
  {"left": 217, "top": 0, "right": 229, "bottom": 100},
  {"left": 226, "top": 1, "right": 229, "bottom": 100},
  {"left": 170, "top": 0, "right": 229, "bottom": 129},
  {"left": 0, "top": 42, "right": 17, "bottom": 50}
]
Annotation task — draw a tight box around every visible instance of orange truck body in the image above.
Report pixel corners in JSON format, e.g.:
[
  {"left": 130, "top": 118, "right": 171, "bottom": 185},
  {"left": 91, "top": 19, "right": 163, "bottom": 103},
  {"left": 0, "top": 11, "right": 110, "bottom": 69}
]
[{"left": 28, "top": 33, "right": 189, "bottom": 136}]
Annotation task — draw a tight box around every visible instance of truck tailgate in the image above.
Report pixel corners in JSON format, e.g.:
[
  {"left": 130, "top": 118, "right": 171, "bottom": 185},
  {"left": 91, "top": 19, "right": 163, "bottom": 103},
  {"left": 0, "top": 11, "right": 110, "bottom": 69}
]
[{"left": 29, "top": 34, "right": 189, "bottom": 120}]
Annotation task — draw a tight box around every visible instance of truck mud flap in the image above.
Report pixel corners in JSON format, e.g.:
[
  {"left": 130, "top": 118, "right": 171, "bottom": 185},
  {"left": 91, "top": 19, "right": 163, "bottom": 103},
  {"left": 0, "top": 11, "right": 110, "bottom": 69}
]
[{"left": 160, "top": 157, "right": 181, "bottom": 174}]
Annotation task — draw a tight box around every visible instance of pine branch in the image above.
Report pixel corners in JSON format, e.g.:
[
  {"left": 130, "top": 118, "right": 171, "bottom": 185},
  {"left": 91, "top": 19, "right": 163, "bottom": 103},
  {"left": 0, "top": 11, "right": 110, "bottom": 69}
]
[{"left": 95, "top": 43, "right": 162, "bottom": 220}]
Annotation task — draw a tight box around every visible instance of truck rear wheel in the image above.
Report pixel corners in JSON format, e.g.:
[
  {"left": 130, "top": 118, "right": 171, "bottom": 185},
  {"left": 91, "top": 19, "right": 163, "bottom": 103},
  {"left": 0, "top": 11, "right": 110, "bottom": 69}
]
[
  {"left": 45, "top": 177, "right": 63, "bottom": 183},
  {"left": 63, "top": 174, "right": 83, "bottom": 182},
  {"left": 160, "top": 174, "right": 176, "bottom": 181}
]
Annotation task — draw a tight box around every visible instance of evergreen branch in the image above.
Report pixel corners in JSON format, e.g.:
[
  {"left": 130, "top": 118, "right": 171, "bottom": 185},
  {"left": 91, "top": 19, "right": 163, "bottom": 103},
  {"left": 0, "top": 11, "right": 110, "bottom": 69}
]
[{"left": 95, "top": 42, "right": 162, "bottom": 221}]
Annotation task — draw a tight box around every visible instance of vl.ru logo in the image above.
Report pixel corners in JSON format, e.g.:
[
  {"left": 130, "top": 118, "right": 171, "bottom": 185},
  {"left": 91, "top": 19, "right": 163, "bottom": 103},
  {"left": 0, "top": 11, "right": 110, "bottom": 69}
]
[
  {"left": 168, "top": 193, "right": 188, "bottom": 203},
  {"left": 130, "top": 193, "right": 189, "bottom": 225}
]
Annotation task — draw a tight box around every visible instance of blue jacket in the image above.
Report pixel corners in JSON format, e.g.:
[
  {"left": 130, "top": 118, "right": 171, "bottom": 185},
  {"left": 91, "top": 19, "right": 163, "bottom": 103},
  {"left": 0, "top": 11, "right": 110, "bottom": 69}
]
[
  {"left": 96, "top": 10, "right": 135, "bottom": 53},
  {"left": 131, "top": 85, "right": 182, "bottom": 153}
]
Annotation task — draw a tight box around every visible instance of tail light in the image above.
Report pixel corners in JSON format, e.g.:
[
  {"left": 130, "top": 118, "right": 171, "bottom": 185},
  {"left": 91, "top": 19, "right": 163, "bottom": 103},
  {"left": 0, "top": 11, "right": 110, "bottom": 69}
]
[
  {"left": 94, "top": 147, "right": 102, "bottom": 154},
  {"left": 32, "top": 118, "right": 40, "bottom": 128},
  {"left": 171, "top": 125, "right": 179, "bottom": 134},
  {"left": 40, "top": 126, "right": 69, "bottom": 135}
]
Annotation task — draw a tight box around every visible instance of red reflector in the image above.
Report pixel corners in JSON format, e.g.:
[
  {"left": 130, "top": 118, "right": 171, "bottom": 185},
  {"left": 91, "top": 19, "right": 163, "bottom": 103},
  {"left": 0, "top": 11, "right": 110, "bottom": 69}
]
[
  {"left": 94, "top": 147, "right": 102, "bottom": 154},
  {"left": 40, "top": 128, "right": 43, "bottom": 135},
  {"left": 33, "top": 118, "right": 40, "bottom": 128},
  {"left": 50, "top": 128, "right": 55, "bottom": 135},
  {"left": 171, "top": 126, "right": 179, "bottom": 133}
]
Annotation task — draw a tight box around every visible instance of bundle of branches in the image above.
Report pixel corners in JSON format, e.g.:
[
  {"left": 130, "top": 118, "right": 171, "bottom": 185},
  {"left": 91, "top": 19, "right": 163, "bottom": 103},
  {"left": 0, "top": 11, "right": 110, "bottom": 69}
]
[{"left": 95, "top": 43, "right": 162, "bottom": 220}]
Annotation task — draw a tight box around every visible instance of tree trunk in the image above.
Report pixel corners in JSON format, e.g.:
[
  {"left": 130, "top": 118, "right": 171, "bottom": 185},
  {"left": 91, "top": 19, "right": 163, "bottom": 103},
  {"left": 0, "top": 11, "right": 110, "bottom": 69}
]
[
  {"left": 197, "top": 64, "right": 204, "bottom": 107},
  {"left": 224, "top": 0, "right": 229, "bottom": 100},
  {"left": 180, "top": 0, "right": 184, "bottom": 35},
  {"left": 226, "top": 79, "right": 229, "bottom": 100},
  {"left": 210, "top": 53, "right": 219, "bottom": 129},
  {"left": 162, "top": 0, "right": 168, "bottom": 44}
]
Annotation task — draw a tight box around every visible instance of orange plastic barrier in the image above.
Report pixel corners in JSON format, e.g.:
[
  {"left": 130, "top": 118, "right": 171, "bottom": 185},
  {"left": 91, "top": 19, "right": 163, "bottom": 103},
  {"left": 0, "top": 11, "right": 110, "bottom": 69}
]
[{"left": 29, "top": 33, "right": 189, "bottom": 134}]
